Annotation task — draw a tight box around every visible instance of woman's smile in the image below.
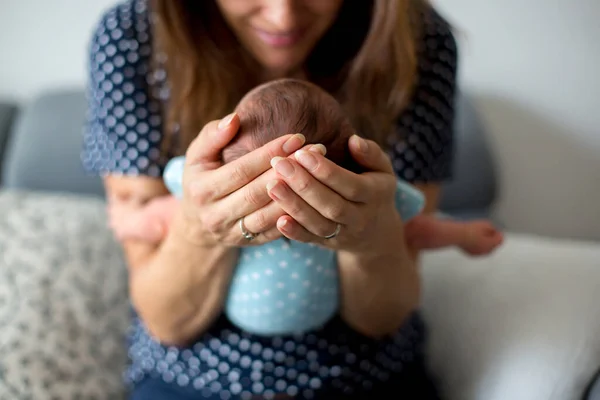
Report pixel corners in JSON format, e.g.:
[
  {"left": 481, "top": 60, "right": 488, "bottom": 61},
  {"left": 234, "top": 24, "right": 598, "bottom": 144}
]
[{"left": 252, "top": 26, "right": 307, "bottom": 48}]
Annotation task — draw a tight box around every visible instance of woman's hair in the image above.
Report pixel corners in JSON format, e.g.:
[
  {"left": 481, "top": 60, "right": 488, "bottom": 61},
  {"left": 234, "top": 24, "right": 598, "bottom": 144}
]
[
  {"left": 222, "top": 78, "right": 362, "bottom": 173},
  {"left": 151, "top": 0, "right": 428, "bottom": 154}
]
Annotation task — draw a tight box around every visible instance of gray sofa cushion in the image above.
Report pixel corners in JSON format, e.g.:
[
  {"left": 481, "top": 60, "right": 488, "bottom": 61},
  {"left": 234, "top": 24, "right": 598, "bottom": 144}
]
[
  {"left": 2, "top": 91, "right": 104, "bottom": 197},
  {"left": 0, "top": 102, "right": 18, "bottom": 185},
  {"left": 0, "top": 190, "right": 128, "bottom": 399},
  {"left": 439, "top": 92, "right": 497, "bottom": 214},
  {"left": 1, "top": 88, "right": 497, "bottom": 217}
]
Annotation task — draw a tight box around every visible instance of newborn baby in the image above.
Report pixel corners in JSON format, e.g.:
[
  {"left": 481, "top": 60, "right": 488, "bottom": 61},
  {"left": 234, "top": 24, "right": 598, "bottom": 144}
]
[
  {"left": 164, "top": 78, "right": 425, "bottom": 335},
  {"left": 140, "top": 78, "right": 503, "bottom": 335}
]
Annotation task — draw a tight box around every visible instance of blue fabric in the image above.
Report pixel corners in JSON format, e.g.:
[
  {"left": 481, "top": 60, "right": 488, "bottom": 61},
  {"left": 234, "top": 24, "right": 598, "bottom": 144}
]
[{"left": 126, "top": 312, "right": 440, "bottom": 400}]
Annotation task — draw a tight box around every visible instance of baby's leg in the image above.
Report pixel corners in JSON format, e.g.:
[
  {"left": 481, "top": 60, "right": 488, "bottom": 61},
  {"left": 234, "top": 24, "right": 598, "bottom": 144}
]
[
  {"left": 405, "top": 215, "right": 503, "bottom": 256},
  {"left": 108, "top": 195, "right": 180, "bottom": 243},
  {"left": 405, "top": 214, "right": 465, "bottom": 249}
]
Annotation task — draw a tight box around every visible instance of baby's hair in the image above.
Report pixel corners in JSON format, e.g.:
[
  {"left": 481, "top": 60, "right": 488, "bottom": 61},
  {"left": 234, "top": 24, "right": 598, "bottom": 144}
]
[{"left": 222, "top": 78, "right": 363, "bottom": 173}]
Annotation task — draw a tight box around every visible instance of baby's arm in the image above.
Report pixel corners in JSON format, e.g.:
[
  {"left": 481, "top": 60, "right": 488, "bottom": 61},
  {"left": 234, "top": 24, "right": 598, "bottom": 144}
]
[
  {"left": 405, "top": 214, "right": 504, "bottom": 256},
  {"left": 108, "top": 194, "right": 180, "bottom": 243}
]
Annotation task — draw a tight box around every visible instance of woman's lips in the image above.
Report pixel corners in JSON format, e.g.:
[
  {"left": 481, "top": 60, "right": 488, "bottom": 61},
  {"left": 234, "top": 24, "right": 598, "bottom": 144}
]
[{"left": 254, "top": 28, "right": 305, "bottom": 47}]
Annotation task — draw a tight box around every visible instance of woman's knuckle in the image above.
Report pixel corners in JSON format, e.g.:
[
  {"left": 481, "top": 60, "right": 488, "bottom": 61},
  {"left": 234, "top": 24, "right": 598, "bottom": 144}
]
[
  {"left": 252, "top": 211, "right": 269, "bottom": 232},
  {"left": 231, "top": 164, "right": 251, "bottom": 186},
  {"left": 187, "top": 180, "right": 212, "bottom": 205},
  {"left": 295, "top": 177, "right": 311, "bottom": 194},
  {"left": 287, "top": 201, "right": 303, "bottom": 217},
  {"left": 202, "top": 212, "right": 225, "bottom": 234},
  {"left": 243, "top": 187, "right": 262, "bottom": 207},
  {"left": 346, "top": 185, "right": 362, "bottom": 201},
  {"left": 325, "top": 202, "right": 347, "bottom": 221},
  {"left": 318, "top": 164, "right": 334, "bottom": 180}
]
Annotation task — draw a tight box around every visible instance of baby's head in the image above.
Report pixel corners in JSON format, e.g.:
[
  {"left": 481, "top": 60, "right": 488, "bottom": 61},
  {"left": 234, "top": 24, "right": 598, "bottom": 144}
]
[{"left": 222, "top": 78, "right": 362, "bottom": 173}]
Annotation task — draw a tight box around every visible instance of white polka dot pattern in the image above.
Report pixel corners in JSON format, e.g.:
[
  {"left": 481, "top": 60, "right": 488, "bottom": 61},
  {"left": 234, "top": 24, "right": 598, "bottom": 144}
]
[
  {"left": 82, "top": 0, "right": 167, "bottom": 177},
  {"left": 225, "top": 240, "right": 339, "bottom": 336},
  {"left": 387, "top": 9, "right": 458, "bottom": 183},
  {"left": 126, "top": 312, "right": 427, "bottom": 398}
]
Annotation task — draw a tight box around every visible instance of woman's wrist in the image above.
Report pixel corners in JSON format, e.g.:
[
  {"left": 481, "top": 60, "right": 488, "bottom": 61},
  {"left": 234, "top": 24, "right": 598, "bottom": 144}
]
[
  {"left": 131, "top": 208, "right": 239, "bottom": 345},
  {"left": 337, "top": 243, "right": 420, "bottom": 338}
]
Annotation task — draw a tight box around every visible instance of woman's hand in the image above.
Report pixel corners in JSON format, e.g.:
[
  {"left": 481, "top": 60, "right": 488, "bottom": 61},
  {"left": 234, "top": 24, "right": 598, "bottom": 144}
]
[
  {"left": 266, "top": 135, "right": 405, "bottom": 257},
  {"left": 266, "top": 135, "right": 419, "bottom": 337},
  {"left": 174, "top": 113, "right": 308, "bottom": 247},
  {"left": 124, "top": 113, "right": 309, "bottom": 345}
]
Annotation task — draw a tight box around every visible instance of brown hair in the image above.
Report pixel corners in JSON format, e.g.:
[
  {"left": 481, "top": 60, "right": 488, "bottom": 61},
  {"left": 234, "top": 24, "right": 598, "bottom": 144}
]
[
  {"left": 222, "top": 78, "right": 362, "bottom": 173},
  {"left": 151, "top": 0, "right": 427, "bottom": 154}
]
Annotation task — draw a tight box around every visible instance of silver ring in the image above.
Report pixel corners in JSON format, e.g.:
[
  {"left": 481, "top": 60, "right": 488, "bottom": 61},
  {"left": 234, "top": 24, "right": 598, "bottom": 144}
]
[
  {"left": 322, "top": 223, "right": 342, "bottom": 239},
  {"left": 239, "top": 217, "right": 258, "bottom": 241}
]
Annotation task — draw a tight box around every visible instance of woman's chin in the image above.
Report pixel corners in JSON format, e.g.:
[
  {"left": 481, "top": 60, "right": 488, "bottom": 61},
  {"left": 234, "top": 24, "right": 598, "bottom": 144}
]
[{"left": 256, "top": 57, "right": 306, "bottom": 79}]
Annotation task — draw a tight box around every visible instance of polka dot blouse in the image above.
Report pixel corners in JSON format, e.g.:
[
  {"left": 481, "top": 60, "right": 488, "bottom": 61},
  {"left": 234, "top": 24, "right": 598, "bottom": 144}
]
[{"left": 82, "top": 1, "right": 458, "bottom": 398}]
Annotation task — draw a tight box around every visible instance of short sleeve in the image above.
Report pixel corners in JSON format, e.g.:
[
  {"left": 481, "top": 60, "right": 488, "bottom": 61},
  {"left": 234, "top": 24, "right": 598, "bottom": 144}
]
[
  {"left": 388, "top": 9, "right": 458, "bottom": 183},
  {"left": 81, "top": 0, "right": 167, "bottom": 178}
]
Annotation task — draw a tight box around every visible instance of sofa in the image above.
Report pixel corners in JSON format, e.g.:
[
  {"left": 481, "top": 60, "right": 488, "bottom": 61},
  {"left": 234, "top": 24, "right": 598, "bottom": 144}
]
[{"left": 0, "top": 89, "right": 599, "bottom": 400}]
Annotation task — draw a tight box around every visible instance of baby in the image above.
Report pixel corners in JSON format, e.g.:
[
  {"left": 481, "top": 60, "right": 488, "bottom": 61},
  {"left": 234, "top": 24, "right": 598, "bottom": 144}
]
[{"left": 132, "top": 79, "right": 503, "bottom": 335}]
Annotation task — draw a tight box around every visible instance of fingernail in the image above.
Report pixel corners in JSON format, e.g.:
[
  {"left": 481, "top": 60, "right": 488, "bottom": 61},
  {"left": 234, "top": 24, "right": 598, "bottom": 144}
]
[
  {"left": 271, "top": 157, "right": 295, "bottom": 177},
  {"left": 266, "top": 180, "right": 283, "bottom": 199},
  {"left": 308, "top": 144, "right": 327, "bottom": 155},
  {"left": 266, "top": 180, "right": 278, "bottom": 192},
  {"left": 282, "top": 133, "right": 305, "bottom": 153},
  {"left": 294, "top": 150, "right": 318, "bottom": 171},
  {"left": 351, "top": 134, "right": 368, "bottom": 153},
  {"left": 218, "top": 112, "right": 236, "bottom": 130},
  {"left": 278, "top": 218, "right": 289, "bottom": 232}
]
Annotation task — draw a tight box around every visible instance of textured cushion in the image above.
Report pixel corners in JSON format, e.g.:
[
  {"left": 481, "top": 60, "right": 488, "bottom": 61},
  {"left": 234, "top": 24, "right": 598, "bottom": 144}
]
[
  {"left": 586, "top": 369, "right": 600, "bottom": 400},
  {"left": 0, "top": 190, "right": 128, "bottom": 399},
  {"left": 421, "top": 234, "right": 600, "bottom": 400},
  {"left": 2, "top": 91, "right": 104, "bottom": 197}
]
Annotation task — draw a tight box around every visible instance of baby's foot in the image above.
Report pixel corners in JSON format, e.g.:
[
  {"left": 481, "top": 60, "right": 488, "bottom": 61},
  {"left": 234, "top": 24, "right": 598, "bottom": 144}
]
[{"left": 460, "top": 221, "right": 504, "bottom": 256}]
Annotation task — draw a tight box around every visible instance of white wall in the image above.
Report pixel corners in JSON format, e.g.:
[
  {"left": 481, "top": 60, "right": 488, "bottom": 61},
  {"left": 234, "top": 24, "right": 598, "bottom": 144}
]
[
  {"left": 434, "top": 0, "right": 600, "bottom": 241},
  {"left": 0, "top": 0, "right": 599, "bottom": 240},
  {"left": 0, "top": 0, "right": 116, "bottom": 102}
]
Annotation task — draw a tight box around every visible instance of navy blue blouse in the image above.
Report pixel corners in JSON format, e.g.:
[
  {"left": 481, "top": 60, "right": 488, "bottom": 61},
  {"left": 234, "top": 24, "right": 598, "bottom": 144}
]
[{"left": 82, "top": 0, "right": 457, "bottom": 184}]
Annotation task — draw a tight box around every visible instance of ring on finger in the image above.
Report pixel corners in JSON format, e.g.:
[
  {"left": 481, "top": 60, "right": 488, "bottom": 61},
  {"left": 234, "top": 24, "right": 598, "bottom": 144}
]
[
  {"left": 239, "top": 217, "right": 259, "bottom": 241},
  {"left": 321, "top": 223, "right": 342, "bottom": 240}
]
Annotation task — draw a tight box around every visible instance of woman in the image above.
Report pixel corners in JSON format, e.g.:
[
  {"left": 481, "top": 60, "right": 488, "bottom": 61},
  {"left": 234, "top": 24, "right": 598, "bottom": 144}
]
[{"left": 83, "top": 0, "right": 458, "bottom": 398}]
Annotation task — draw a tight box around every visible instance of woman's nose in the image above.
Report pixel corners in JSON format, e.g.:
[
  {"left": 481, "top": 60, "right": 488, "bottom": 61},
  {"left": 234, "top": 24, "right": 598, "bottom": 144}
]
[{"left": 261, "top": 0, "right": 299, "bottom": 31}]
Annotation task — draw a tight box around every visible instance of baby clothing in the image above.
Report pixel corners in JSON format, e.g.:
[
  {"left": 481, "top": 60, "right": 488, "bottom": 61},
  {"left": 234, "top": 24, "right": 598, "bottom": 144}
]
[{"left": 163, "top": 156, "right": 425, "bottom": 335}]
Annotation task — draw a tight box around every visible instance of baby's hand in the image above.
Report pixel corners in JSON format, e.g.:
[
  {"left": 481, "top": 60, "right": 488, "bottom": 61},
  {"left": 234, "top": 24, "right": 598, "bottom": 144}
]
[
  {"left": 460, "top": 220, "right": 504, "bottom": 256},
  {"left": 107, "top": 195, "right": 179, "bottom": 243}
]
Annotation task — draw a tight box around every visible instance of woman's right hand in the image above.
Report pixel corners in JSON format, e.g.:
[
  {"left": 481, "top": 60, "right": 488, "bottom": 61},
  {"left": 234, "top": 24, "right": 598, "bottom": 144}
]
[
  {"left": 124, "top": 113, "right": 308, "bottom": 345},
  {"left": 173, "top": 112, "right": 308, "bottom": 248}
]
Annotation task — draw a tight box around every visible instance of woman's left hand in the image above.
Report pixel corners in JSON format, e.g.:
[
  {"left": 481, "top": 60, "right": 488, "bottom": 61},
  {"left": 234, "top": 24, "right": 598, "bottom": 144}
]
[
  {"left": 267, "top": 135, "right": 419, "bottom": 337},
  {"left": 267, "top": 135, "right": 404, "bottom": 256}
]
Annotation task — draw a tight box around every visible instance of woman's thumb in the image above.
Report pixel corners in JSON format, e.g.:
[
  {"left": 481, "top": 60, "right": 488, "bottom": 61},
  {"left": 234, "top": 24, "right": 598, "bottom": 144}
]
[
  {"left": 186, "top": 112, "right": 240, "bottom": 168},
  {"left": 348, "top": 135, "right": 394, "bottom": 174}
]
